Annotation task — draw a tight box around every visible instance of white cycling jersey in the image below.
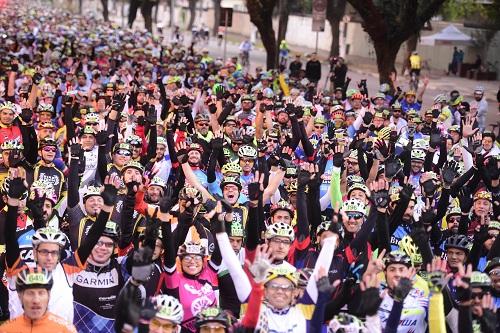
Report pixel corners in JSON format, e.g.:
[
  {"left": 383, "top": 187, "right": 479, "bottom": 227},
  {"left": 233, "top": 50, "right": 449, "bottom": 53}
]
[{"left": 378, "top": 288, "right": 429, "bottom": 333}]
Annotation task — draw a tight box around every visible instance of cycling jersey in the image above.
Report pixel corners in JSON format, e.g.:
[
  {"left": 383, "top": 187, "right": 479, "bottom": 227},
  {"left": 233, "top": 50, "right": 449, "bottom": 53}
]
[
  {"left": 255, "top": 304, "right": 307, "bottom": 333},
  {"left": 33, "top": 162, "right": 66, "bottom": 199},
  {"left": 0, "top": 312, "right": 77, "bottom": 333}
]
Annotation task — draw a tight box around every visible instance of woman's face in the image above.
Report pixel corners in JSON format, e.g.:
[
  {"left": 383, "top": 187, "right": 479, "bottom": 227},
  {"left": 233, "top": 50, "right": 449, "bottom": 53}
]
[{"left": 181, "top": 254, "right": 203, "bottom": 275}]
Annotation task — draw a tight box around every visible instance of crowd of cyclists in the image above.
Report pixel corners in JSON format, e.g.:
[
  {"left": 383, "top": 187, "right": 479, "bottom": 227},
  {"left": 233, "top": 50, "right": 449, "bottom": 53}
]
[{"left": 0, "top": 1, "right": 499, "bottom": 332}]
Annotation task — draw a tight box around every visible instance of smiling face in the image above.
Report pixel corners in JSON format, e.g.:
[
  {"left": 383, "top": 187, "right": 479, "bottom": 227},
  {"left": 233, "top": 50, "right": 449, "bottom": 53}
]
[
  {"left": 446, "top": 248, "right": 467, "bottom": 269},
  {"left": 19, "top": 288, "right": 50, "bottom": 320},
  {"left": 147, "top": 185, "right": 163, "bottom": 204},
  {"left": 265, "top": 277, "right": 294, "bottom": 309},
  {"left": 342, "top": 212, "right": 364, "bottom": 234},
  {"left": 84, "top": 195, "right": 103, "bottom": 217},
  {"left": 187, "top": 150, "right": 201, "bottom": 165},
  {"left": 0, "top": 108, "right": 15, "bottom": 125},
  {"left": 40, "top": 146, "right": 56, "bottom": 162},
  {"left": 473, "top": 199, "right": 491, "bottom": 217},
  {"left": 90, "top": 236, "right": 115, "bottom": 264},
  {"left": 80, "top": 133, "right": 96, "bottom": 150},
  {"left": 181, "top": 254, "right": 203, "bottom": 275}
]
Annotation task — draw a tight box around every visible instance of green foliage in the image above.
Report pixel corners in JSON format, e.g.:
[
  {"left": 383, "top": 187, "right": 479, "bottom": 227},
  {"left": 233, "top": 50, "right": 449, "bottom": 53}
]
[
  {"left": 439, "top": 0, "right": 484, "bottom": 21},
  {"left": 289, "top": 0, "right": 312, "bottom": 15}
]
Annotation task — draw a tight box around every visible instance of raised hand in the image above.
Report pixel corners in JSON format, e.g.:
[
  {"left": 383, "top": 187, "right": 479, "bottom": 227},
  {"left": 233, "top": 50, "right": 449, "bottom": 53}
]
[
  {"left": 101, "top": 174, "right": 121, "bottom": 206},
  {"left": 175, "top": 141, "right": 188, "bottom": 164},
  {"left": 426, "top": 257, "right": 453, "bottom": 293},
  {"left": 248, "top": 171, "right": 264, "bottom": 203},
  {"left": 461, "top": 115, "right": 478, "bottom": 138},
  {"left": 370, "top": 178, "right": 389, "bottom": 210},
  {"left": 246, "top": 244, "right": 274, "bottom": 283},
  {"left": 441, "top": 160, "right": 459, "bottom": 189},
  {"left": 69, "top": 137, "right": 82, "bottom": 159}
]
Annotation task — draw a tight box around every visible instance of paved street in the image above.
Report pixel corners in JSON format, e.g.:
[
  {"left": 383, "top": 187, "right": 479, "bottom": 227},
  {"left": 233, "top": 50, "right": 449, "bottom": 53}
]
[{"left": 90, "top": 0, "right": 499, "bottom": 129}]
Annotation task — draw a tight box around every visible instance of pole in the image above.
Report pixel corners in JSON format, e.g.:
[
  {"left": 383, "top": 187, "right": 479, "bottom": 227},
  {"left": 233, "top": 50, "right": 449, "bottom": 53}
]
[
  {"left": 315, "top": 32, "right": 319, "bottom": 53},
  {"left": 121, "top": 0, "right": 125, "bottom": 27},
  {"left": 223, "top": 10, "right": 228, "bottom": 61}
]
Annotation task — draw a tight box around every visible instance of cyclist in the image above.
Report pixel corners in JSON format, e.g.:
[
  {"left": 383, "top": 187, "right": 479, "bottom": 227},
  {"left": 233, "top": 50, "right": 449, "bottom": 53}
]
[
  {"left": 0, "top": 267, "right": 76, "bottom": 332},
  {"left": 238, "top": 40, "right": 252, "bottom": 68},
  {"left": 409, "top": 51, "right": 421, "bottom": 90}
]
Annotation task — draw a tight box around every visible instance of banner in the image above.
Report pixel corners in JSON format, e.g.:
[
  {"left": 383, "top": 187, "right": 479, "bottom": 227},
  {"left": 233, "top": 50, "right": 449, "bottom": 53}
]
[{"left": 312, "top": 0, "right": 327, "bottom": 32}]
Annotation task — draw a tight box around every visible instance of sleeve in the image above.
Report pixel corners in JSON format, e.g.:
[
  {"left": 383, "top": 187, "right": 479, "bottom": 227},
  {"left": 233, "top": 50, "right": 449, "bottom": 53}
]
[
  {"left": 385, "top": 300, "right": 404, "bottom": 333},
  {"left": 329, "top": 167, "right": 343, "bottom": 210},
  {"left": 75, "top": 210, "right": 111, "bottom": 263},
  {"left": 5, "top": 205, "right": 21, "bottom": 269},
  {"left": 306, "top": 235, "right": 338, "bottom": 303},
  {"left": 241, "top": 283, "right": 264, "bottom": 329},
  {"left": 429, "top": 292, "right": 447, "bottom": 333},
  {"left": 215, "top": 232, "right": 252, "bottom": 302}
]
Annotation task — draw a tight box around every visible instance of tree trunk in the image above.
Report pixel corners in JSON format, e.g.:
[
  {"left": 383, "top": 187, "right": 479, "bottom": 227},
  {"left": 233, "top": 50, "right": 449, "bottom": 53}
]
[
  {"left": 326, "top": 0, "right": 346, "bottom": 57},
  {"left": 188, "top": 0, "right": 197, "bottom": 30},
  {"left": 246, "top": 0, "right": 278, "bottom": 69},
  {"left": 373, "top": 39, "right": 401, "bottom": 85},
  {"left": 276, "top": 0, "right": 289, "bottom": 65},
  {"left": 213, "top": 0, "right": 221, "bottom": 36},
  {"left": 169, "top": 0, "right": 175, "bottom": 27},
  {"left": 261, "top": 18, "right": 278, "bottom": 69},
  {"left": 401, "top": 33, "right": 418, "bottom": 75}
]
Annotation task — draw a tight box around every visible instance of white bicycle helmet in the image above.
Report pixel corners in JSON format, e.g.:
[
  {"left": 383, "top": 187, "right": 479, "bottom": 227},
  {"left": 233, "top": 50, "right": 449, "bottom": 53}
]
[
  {"left": 341, "top": 199, "right": 366, "bottom": 216},
  {"left": 238, "top": 145, "right": 257, "bottom": 159},
  {"left": 32, "top": 227, "right": 67, "bottom": 248},
  {"left": 265, "top": 222, "right": 295, "bottom": 241},
  {"left": 411, "top": 148, "right": 426, "bottom": 161},
  {"left": 154, "top": 295, "right": 184, "bottom": 324},
  {"left": 329, "top": 313, "right": 366, "bottom": 332}
]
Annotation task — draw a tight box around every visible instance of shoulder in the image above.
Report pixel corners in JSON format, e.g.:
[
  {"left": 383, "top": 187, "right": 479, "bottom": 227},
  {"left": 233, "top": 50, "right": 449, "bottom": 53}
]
[
  {"left": 46, "top": 313, "right": 78, "bottom": 333},
  {"left": 0, "top": 316, "right": 25, "bottom": 332}
]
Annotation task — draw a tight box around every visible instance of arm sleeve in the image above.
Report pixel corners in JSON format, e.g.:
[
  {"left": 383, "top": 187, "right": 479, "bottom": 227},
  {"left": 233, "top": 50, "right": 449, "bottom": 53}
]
[
  {"left": 429, "top": 292, "right": 447, "bottom": 333},
  {"left": 119, "top": 194, "right": 137, "bottom": 249},
  {"left": 295, "top": 183, "right": 310, "bottom": 242},
  {"left": 215, "top": 233, "right": 252, "bottom": 302},
  {"left": 306, "top": 235, "right": 338, "bottom": 303},
  {"left": 376, "top": 211, "right": 391, "bottom": 254},
  {"left": 162, "top": 221, "right": 176, "bottom": 269},
  {"left": 5, "top": 205, "right": 20, "bottom": 268},
  {"left": 385, "top": 301, "right": 404, "bottom": 333},
  {"left": 245, "top": 204, "right": 261, "bottom": 252},
  {"left": 458, "top": 305, "right": 473, "bottom": 333},
  {"left": 67, "top": 158, "right": 80, "bottom": 209},
  {"left": 76, "top": 210, "right": 110, "bottom": 263},
  {"left": 241, "top": 283, "right": 264, "bottom": 329},
  {"left": 329, "top": 167, "right": 342, "bottom": 210}
]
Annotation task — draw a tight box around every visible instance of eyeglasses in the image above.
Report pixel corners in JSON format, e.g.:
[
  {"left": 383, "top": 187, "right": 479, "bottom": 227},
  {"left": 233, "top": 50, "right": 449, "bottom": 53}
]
[
  {"left": 241, "top": 159, "right": 253, "bottom": 164},
  {"left": 182, "top": 254, "right": 203, "bottom": 262},
  {"left": 266, "top": 283, "right": 294, "bottom": 292},
  {"left": 267, "top": 138, "right": 279, "bottom": 143},
  {"left": 231, "top": 141, "right": 242, "bottom": 145},
  {"left": 96, "top": 240, "right": 114, "bottom": 248},
  {"left": 196, "top": 122, "right": 209, "bottom": 127},
  {"left": 347, "top": 212, "right": 364, "bottom": 220},
  {"left": 200, "top": 324, "right": 226, "bottom": 333},
  {"left": 315, "top": 125, "right": 325, "bottom": 129},
  {"left": 225, "top": 123, "right": 237, "bottom": 127},
  {"left": 42, "top": 146, "right": 56, "bottom": 153},
  {"left": 150, "top": 319, "right": 177, "bottom": 331},
  {"left": 448, "top": 217, "right": 460, "bottom": 223},
  {"left": 270, "top": 238, "right": 292, "bottom": 245},
  {"left": 86, "top": 122, "right": 99, "bottom": 126},
  {"left": 488, "top": 233, "right": 498, "bottom": 239},
  {"left": 471, "top": 291, "right": 487, "bottom": 299},
  {"left": 489, "top": 269, "right": 500, "bottom": 276},
  {"left": 115, "top": 150, "right": 131, "bottom": 156},
  {"left": 36, "top": 249, "right": 60, "bottom": 257},
  {"left": 346, "top": 160, "right": 358, "bottom": 165}
]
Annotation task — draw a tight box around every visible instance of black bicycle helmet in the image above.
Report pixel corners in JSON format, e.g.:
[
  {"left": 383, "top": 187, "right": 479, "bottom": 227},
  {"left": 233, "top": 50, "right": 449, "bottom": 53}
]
[
  {"left": 384, "top": 251, "right": 412, "bottom": 268},
  {"left": 444, "top": 234, "right": 471, "bottom": 254},
  {"left": 195, "top": 307, "right": 231, "bottom": 328}
]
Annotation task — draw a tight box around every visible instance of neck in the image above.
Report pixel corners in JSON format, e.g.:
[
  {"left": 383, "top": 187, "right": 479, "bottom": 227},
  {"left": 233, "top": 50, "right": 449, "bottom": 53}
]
[
  {"left": 24, "top": 312, "right": 47, "bottom": 324},
  {"left": 87, "top": 257, "right": 110, "bottom": 267}
]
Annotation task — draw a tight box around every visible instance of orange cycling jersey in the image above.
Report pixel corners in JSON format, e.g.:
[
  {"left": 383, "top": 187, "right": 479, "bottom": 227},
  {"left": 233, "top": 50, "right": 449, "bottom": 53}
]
[{"left": 0, "top": 313, "right": 77, "bottom": 333}]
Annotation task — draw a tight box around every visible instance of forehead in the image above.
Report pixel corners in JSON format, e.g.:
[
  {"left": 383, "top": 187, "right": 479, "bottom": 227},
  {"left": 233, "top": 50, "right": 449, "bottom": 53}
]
[
  {"left": 268, "top": 276, "right": 292, "bottom": 287},
  {"left": 37, "top": 242, "right": 60, "bottom": 251}
]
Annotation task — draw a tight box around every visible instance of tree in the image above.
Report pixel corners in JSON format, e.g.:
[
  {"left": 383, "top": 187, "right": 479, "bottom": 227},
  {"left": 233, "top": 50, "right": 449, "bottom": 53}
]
[
  {"left": 246, "top": 0, "right": 278, "bottom": 69},
  {"left": 276, "top": 0, "right": 290, "bottom": 66},
  {"left": 326, "top": 0, "right": 347, "bottom": 57},
  {"left": 187, "top": 0, "right": 197, "bottom": 30},
  {"left": 346, "top": 0, "right": 446, "bottom": 86},
  {"left": 212, "top": 0, "right": 222, "bottom": 36}
]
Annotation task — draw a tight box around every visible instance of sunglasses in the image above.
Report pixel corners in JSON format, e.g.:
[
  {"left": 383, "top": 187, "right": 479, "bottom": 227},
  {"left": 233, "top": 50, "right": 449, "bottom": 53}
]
[
  {"left": 267, "top": 138, "right": 279, "bottom": 143},
  {"left": 270, "top": 238, "right": 291, "bottom": 245},
  {"left": 266, "top": 283, "right": 294, "bottom": 292},
  {"left": 488, "top": 233, "right": 498, "bottom": 239},
  {"left": 347, "top": 212, "right": 364, "bottom": 220},
  {"left": 42, "top": 146, "right": 56, "bottom": 152},
  {"left": 115, "top": 149, "right": 131, "bottom": 156},
  {"left": 150, "top": 319, "right": 177, "bottom": 330},
  {"left": 471, "top": 291, "right": 487, "bottom": 299},
  {"left": 315, "top": 125, "right": 325, "bottom": 129},
  {"left": 196, "top": 122, "right": 209, "bottom": 127},
  {"left": 241, "top": 159, "right": 253, "bottom": 164},
  {"left": 86, "top": 122, "right": 99, "bottom": 126},
  {"left": 448, "top": 217, "right": 460, "bottom": 223}
]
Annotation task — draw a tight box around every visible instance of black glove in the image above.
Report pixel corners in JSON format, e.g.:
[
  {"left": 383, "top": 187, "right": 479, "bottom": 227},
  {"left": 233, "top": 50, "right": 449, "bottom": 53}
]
[
  {"left": 374, "top": 139, "right": 389, "bottom": 160},
  {"left": 180, "top": 94, "right": 190, "bottom": 106},
  {"left": 316, "top": 276, "right": 334, "bottom": 296},
  {"left": 441, "top": 160, "right": 459, "bottom": 188},
  {"left": 421, "top": 180, "right": 437, "bottom": 198},
  {"left": 131, "top": 247, "right": 153, "bottom": 283},
  {"left": 146, "top": 105, "right": 157, "bottom": 125},
  {"left": 429, "top": 128, "right": 441, "bottom": 149},
  {"left": 159, "top": 195, "right": 173, "bottom": 214},
  {"left": 27, "top": 196, "right": 45, "bottom": 220},
  {"left": 362, "top": 111, "right": 373, "bottom": 125},
  {"left": 481, "top": 308, "right": 497, "bottom": 330},
  {"left": 372, "top": 188, "right": 389, "bottom": 209},
  {"left": 125, "top": 180, "right": 140, "bottom": 195},
  {"left": 420, "top": 210, "right": 436, "bottom": 227},
  {"left": 20, "top": 108, "right": 33, "bottom": 123},
  {"left": 95, "top": 130, "right": 108, "bottom": 146},
  {"left": 455, "top": 277, "right": 471, "bottom": 303},
  {"left": 70, "top": 141, "right": 82, "bottom": 159},
  {"left": 112, "top": 93, "right": 126, "bottom": 111},
  {"left": 258, "top": 102, "right": 266, "bottom": 114},
  {"left": 297, "top": 168, "right": 311, "bottom": 187},
  {"left": 384, "top": 156, "right": 402, "bottom": 179},
  {"left": 176, "top": 147, "right": 188, "bottom": 164},
  {"left": 139, "top": 297, "right": 158, "bottom": 322},
  {"left": 267, "top": 153, "right": 279, "bottom": 167},
  {"left": 211, "top": 136, "right": 223, "bottom": 150},
  {"left": 392, "top": 277, "right": 413, "bottom": 302},
  {"left": 248, "top": 182, "right": 261, "bottom": 201},
  {"left": 208, "top": 103, "right": 217, "bottom": 114},
  {"left": 101, "top": 181, "right": 118, "bottom": 206},
  {"left": 203, "top": 199, "right": 217, "bottom": 213},
  {"left": 458, "top": 187, "right": 473, "bottom": 213},
  {"left": 8, "top": 178, "right": 26, "bottom": 199},
  {"left": 220, "top": 199, "right": 233, "bottom": 213},
  {"left": 400, "top": 184, "right": 415, "bottom": 202},
  {"left": 32, "top": 72, "right": 43, "bottom": 85},
  {"left": 332, "top": 149, "right": 343, "bottom": 168},
  {"left": 359, "top": 287, "right": 383, "bottom": 316},
  {"left": 257, "top": 139, "right": 267, "bottom": 153}
]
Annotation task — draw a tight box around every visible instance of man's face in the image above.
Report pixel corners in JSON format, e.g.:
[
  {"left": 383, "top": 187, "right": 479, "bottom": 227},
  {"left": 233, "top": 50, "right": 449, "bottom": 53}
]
[
  {"left": 385, "top": 264, "right": 410, "bottom": 290},
  {"left": 156, "top": 145, "right": 166, "bottom": 160},
  {"left": 411, "top": 160, "right": 423, "bottom": 173},
  {"left": 34, "top": 243, "right": 60, "bottom": 271},
  {"left": 195, "top": 121, "right": 209, "bottom": 136},
  {"left": 40, "top": 146, "right": 56, "bottom": 162},
  {"left": 471, "top": 287, "right": 488, "bottom": 316},
  {"left": 131, "top": 145, "right": 142, "bottom": 159},
  {"left": 137, "top": 92, "right": 145, "bottom": 104},
  {"left": 482, "top": 137, "right": 493, "bottom": 151},
  {"left": 406, "top": 95, "right": 416, "bottom": 104},
  {"left": 349, "top": 189, "right": 367, "bottom": 205},
  {"left": 90, "top": 236, "right": 115, "bottom": 264},
  {"left": 345, "top": 158, "right": 359, "bottom": 175},
  {"left": 38, "top": 112, "right": 52, "bottom": 123},
  {"left": 403, "top": 200, "right": 415, "bottom": 222},
  {"left": 373, "top": 117, "right": 384, "bottom": 128},
  {"left": 241, "top": 100, "right": 252, "bottom": 111},
  {"left": 277, "top": 112, "right": 289, "bottom": 124},
  {"left": 272, "top": 210, "right": 292, "bottom": 225},
  {"left": 80, "top": 134, "right": 96, "bottom": 150},
  {"left": 343, "top": 212, "right": 364, "bottom": 233},
  {"left": 473, "top": 199, "right": 491, "bottom": 217},
  {"left": 474, "top": 92, "right": 483, "bottom": 101},
  {"left": 447, "top": 215, "right": 460, "bottom": 233},
  {"left": 446, "top": 248, "right": 466, "bottom": 269},
  {"left": 77, "top": 76, "right": 87, "bottom": 86},
  {"left": 393, "top": 109, "right": 402, "bottom": 119},
  {"left": 223, "top": 122, "right": 236, "bottom": 136},
  {"left": 239, "top": 158, "right": 254, "bottom": 174},
  {"left": 450, "top": 132, "right": 460, "bottom": 144},
  {"left": 38, "top": 129, "right": 53, "bottom": 140},
  {"left": 489, "top": 269, "right": 500, "bottom": 292},
  {"left": 147, "top": 185, "right": 163, "bottom": 203},
  {"left": 351, "top": 98, "right": 361, "bottom": 109},
  {"left": 19, "top": 288, "right": 50, "bottom": 320},
  {"left": 84, "top": 195, "right": 103, "bottom": 217},
  {"left": 42, "top": 199, "right": 54, "bottom": 222},
  {"left": 0, "top": 109, "right": 14, "bottom": 125},
  {"left": 229, "top": 236, "right": 243, "bottom": 253},
  {"left": 187, "top": 150, "right": 201, "bottom": 165},
  {"left": 222, "top": 184, "right": 239, "bottom": 205},
  {"left": 113, "top": 149, "right": 131, "bottom": 167},
  {"left": 375, "top": 98, "right": 384, "bottom": 107},
  {"left": 265, "top": 277, "right": 294, "bottom": 309},
  {"left": 267, "top": 236, "right": 291, "bottom": 261},
  {"left": 266, "top": 137, "right": 279, "bottom": 152},
  {"left": 123, "top": 168, "right": 141, "bottom": 184}
]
